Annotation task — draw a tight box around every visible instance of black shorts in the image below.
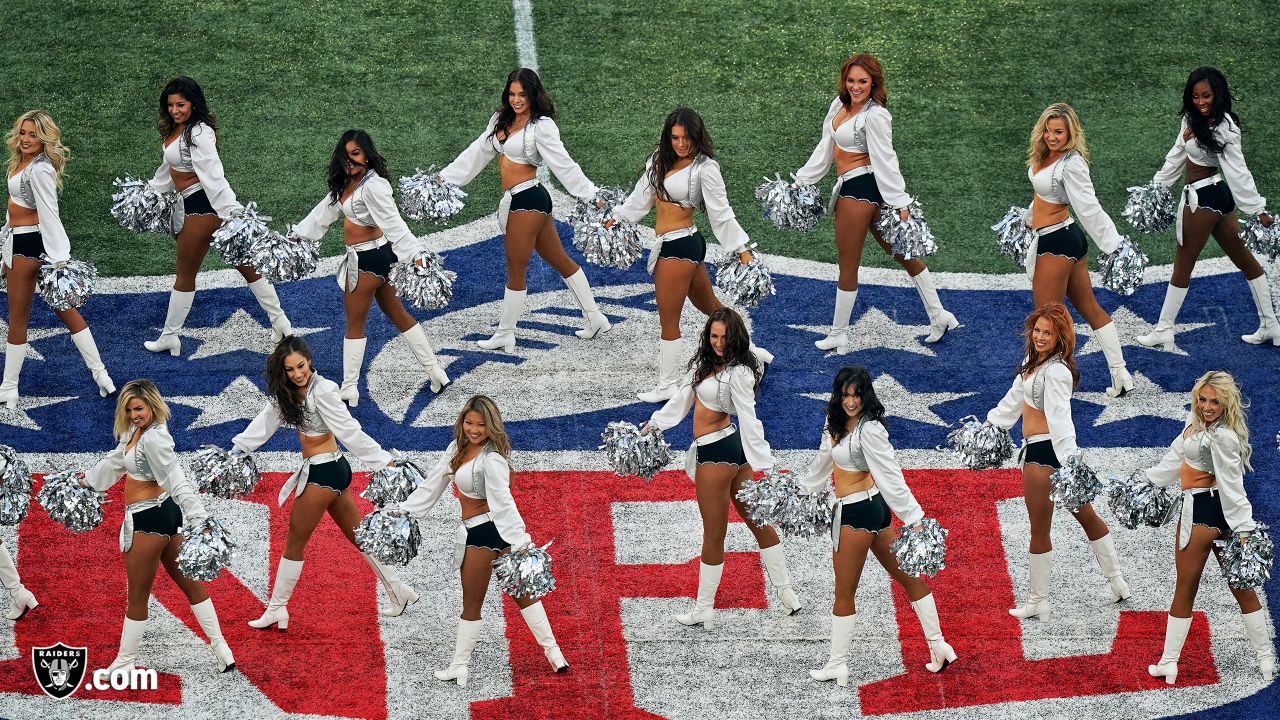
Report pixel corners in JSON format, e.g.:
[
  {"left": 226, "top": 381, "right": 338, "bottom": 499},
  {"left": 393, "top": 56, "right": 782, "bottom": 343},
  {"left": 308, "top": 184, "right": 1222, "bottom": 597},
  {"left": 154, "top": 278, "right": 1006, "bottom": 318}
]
[
  {"left": 1191, "top": 181, "right": 1235, "bottom": 215},
  {"left": 132, "top": 497, "right": 183, "bottom": 537},
  {"left": 466, "top": 520, "right": 511, "bottom": 553},
  {"left": 657, "top": 230, "right": 707, "bottom": 264},
  {"left": 308, "top": 456, "right": 352, "bottom": 494},
  {"left": 837, "top": 173, "right": 883, "bottom": 206},
  {"left": 1035, "top": 222, "right": 1087, "bottom": 261},
  {"left": 1022, "top": 439, "right": 1060, "bottom": 469},
  {"left": 840, "top": 493, "right": 892, "bottom": 534},
  {"left": 1191, "top": 490, "right": 1230, "bottom": 534},
  {"left": 356, "top": 242, "right": 395, "bottom": 281},
  {"left": 696, "top": 430, "right": 748, "bottom": 467},
  {"left": 182, "top": 188, "right": 216, "bottom": 216},
  {"left": 510, "top": 183, "right": 553, "bottom": 215},
  {"left": 10, "top": 229, "right": 44, "bottom": 261}
]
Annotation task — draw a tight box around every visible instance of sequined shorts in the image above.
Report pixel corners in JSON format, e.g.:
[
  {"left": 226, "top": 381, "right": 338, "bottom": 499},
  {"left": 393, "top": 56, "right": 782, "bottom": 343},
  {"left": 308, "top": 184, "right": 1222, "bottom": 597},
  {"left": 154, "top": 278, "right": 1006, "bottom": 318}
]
[
  {"left": 837, "top": 173, "right": 884, "bottom": 206},
  {"left": 1035, "top": 222, "right": 1087, "bottom": 261},
  {"left": 10, "top": 228, "right": 44, "bottom": 261},
  {"left": 182, "top": 188, "right": 216, "bottom": 216},
  {"left": 657, "top": 230, "right": 707, "bottom": 263},
  {"left": 1021, "top": 439, "right": 1061, "bottom": 469},
  {"left": 839, "top": 493, "right": 891, "bottom": 533},
  {"left": 510, "top": 183, "right": 552, "bottom": 215},
  {"left": 696, "top": 430, "right": 748, "bottom": 466},
  {"left": 306, "top": 456, "right": 352, "bottom": 493},
  {"left": 465, "top": 520, "right": 511, "bottom": 553},
  {"left": 1190, "top": 489, "right": 1229, "bottom": 534},
  {"left": 355, "top": 242, "right": 395, "bottom": 280},
  {"left": 132, "top": 497, "right": 183, "bottom": 537}
]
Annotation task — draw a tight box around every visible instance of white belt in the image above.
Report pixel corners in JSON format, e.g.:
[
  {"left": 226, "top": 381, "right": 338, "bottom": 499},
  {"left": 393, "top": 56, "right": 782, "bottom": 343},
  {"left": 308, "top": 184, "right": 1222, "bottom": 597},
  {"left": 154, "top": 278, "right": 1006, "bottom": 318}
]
[
  {"left": 1176, "top": 174, "right": 1224, "bottom": 246},
  {"left": 1177, "top": 486, "right": 1218, "bottom": 549},
  {"left": 1024, "top": 217, "right": 1076, "bottom": 280},
  {"left": 828, "top": 166, "right": 876, "bottom": 213},
  {"left": 684, "top": 425, "right": 737, "bottom": 480},
  {"left": 1017, "top": 433, "right": 1053, "bottom": 466},
  {"left": 830, "top": 487, "right": 881, "bottom": 550},
  {"left": 497, "top": 178, "right": 543, "bottom": 233},
  {"left": 279, "top": 450, "right": 344, "bottom": 506},
  {"left": 121, "top": 493, "right": 169, "bottom": 553},
  {"left": 179, "top": 183, "right": 206, "bottom": 199},
  {"left": 463, "top": 512, "right": 494, "bottom": 529},
  {"left": 647, "top": 225, "right": 700, "bottom": 275},
  {"left": 336, "top": 236, "right": 387, "bottom": 292},
  {"left": 1, "top": 225, "right": 39, "bottom": 270}
]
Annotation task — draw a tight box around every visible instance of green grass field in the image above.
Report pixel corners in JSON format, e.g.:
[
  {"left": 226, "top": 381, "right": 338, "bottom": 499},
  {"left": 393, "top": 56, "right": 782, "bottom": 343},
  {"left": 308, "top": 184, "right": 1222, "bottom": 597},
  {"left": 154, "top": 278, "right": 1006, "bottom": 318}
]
[{"left": 3, "top": 0, "right": 1277, "bottom": 277}]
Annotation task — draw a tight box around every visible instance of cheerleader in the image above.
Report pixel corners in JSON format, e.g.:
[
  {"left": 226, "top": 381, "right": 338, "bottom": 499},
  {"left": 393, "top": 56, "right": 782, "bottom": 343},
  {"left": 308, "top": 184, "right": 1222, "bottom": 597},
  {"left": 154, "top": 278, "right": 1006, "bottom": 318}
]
[
  {"left": 801, "top": 365, "right": 956, "bottom": 685},
  {"left": 0, "top": 539, "right": 37, "bottom": 621},
  {"left": 609, "top": 108, "right": 770, "bottom": 402},
  {"left": 1145, "top": 371, "right": 1275, "bottom": 683},
  {"left": 986, "top": 303, "right": 1131, "bottom": 619},
  {"left": 85, "top": 380, "right": 234, "bottom": 673},
  {"left": 291, "top": 129, "right": 449, "bottom": 407},
  {"left": 398, "top": 395, "right": 567, "bottom": 686},
  {"left": 439, "top": 67, "right": 610, "bottom": 352},
  {"left": 1021, "top": 103, "right": 1133, "bottom": 397},
  {"left": 794, "top": 53, "right": 958, "bottom": 352},
  {"left": 2, "top": 110, "right": 114, "bottom": 408},
  {"left": 144, "top": 76, "right": 293, "bottom": 356},
  {"left": 232, "top": 336, "right": 417, "bottom": 628},
  {"left": 1137, "top": 68, "right": 1276, "bottom": 349},
  {"left": 642, "top": 307, "right": 802, "bottom": 626}
]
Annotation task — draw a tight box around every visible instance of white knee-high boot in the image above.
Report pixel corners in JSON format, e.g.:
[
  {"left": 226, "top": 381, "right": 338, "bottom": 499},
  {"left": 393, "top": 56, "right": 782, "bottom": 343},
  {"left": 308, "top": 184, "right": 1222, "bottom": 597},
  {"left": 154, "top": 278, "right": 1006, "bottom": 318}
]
[
  {"left": 910, "top": 269, "right": 959, "bottom": 343},
  {"left": 1009, "top": 551, "right": 1052, "bottom": 619},
  {"left": 70, "top": 328, "right": 115, "bottom": 397},
  {"left": 402, "top": 324, "right": 450, "bottom": 393},
  {"left": 0, "top": 343, "right": 27, "bottom": 409},
  {"left": 563, "top": 269, "right": 611, "bottom": 339},
  {"left": 815, "top": 289, "right": 857, "bottom": 352},
  {"left": 191, "top": 598, "right": 236, "bottom": 673},
  {"left": 1242, "top": 609, "right": 1277, "bottom": 682},
  {"left": 248, "top": 558, "right": 303, "bottom": 630},
  {"left": 637, "top": 338, "right": 684, "bottom": 403},
  {"left": 1136, "top": 284, "right": 1188, "bottom": 348},
  {"left": 1093, "top": 322, "right": 1134, "bottom": 398},
  {"left": 1089, "top": 534, "right": 1132, "bottom": 602},
  {"left": 520, "top": 601, "right": 569, "bottom": 672},
  {"left": 362, "top": 553, "right": 420, "bottom": 617},
  {"left": 810, "top": 613, "right": 856, "bottom": 686},
  {"left": 1241, "top": 275, "right": 1280, "bottom": 345},
  {"left": 435, "top": 618, "right": 483, "bottom": 686},
  {"left": 759, "top": 544, "right": 802, "bottom": 615},
  {"left": 0, "top": 540, "right": 37, "bottom": 620},
  {"left": 478, "top": 287, "right": 526, "bottom": 353},
  {"left": 911, "top": 593, "right": 957, "bottom": 672},
  {"left": 144, "top": 289, "right": 194, "bottom": 355},
  {"left": 1148, "top": 614, "right": 1192, "bottom": 684},
  {"left": 108, "top": 617, "right": 148, "bottom": 672},
  {"left": 675, "top": 561, "right": 722, "bottom": 627},
  {"left": 247, "top": 278, "right": 294, "bottom": 342},
  {"left": 341, "top": 337, "right": 366, "bottom": 407}
]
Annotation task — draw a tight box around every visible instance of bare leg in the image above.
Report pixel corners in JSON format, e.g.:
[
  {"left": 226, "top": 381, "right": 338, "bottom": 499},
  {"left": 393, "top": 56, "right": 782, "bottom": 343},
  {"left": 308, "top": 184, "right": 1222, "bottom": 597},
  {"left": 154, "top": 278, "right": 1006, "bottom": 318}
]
[
  {"left": 870, "top": 526, "right": 931, "bottom": 602},
  {"left": 4, "top": 257, "right": 40, "bottom": 344},
  {"left": 502, "top": 212, "right": 544, "bottom": 292},
  {"left": 123, "top": 534, "right": 168, "bottom": 621},
  {"left": 831, "top": 527, "right": 875, "bottom": 616},
  {"left": 373, "top": 280, "right": 419, "bottom": 333},
  {"left": 833, "top": 198, "right": 875, "bottom": 292},
  {"left": 282, "top": 485, "right": 342, "bottom": 561},
  {"left": 653, "top": 259, "right": 699, "bottom": 341},
  {"left": 531, "top": 214, "right": 581, "bottom": 278},
  {"left": 160, "top": 534, "right": 211, "bottom": 605},
  {"left": 172, "top": 216, "right": 221, "bottom": 292},
  {"left": 729, "top": 465, "right": 782, "bottom": 550},
  {"left": 1023, "top": 464, "right": 1055, "bottom": 555},
  {"left": 1169, "top": 209, "right": 1217, "bottom": 287},
  {"left": 1211, "top": 212, "right": 1266, "bottom": 281},
  {"left": 871, "top": 224, "right": 926, "bottom": 276},
  {"left": 693, "top": 462, "right": 740, "bottom": 565},
  {"left": 1068, "top": 501, "right": 1111, "bottom": 542},
  {"left": 324, "top": 489, "right": 364, "bottom": 547},
  {"left": 1032, "top": 255, "right": 1075, "bottom": 308},
  {"left": 1169, "top": 523, "right": 1218, "bottom": 618},
  {"left": 459, "top": 546, "right": 499, "bottom": 621},
  {"left": 686, "top": 265, "right": 724, "bottom": 317},
  {"left": 1065, "top": 259, "right": 1112, "bottom": 329},
  {"left": 342, "top": 271, "right": 382, "bottom": 338}
]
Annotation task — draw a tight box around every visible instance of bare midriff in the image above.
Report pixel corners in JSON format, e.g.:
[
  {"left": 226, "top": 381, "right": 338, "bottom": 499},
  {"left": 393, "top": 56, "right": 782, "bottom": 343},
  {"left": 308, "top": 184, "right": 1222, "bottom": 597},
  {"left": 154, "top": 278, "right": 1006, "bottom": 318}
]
[
  {"left": 5, "top": 198, "right": 36, "bottom": 227},
  {"left": 1031, "top": 194, "right": 1070, "bottom": 229},
  {"left": 458, "top": 493, "right": 491, "bottom": 522},
  {"left": 655, "top": 199, "right": 695, "bottom": 236},
  {"left": 834, "top": 147, "right": 870, "bottom": 176},
  {"left": 833, "top": 466, "right": 873, "bottom": 496},
  {"left": 164, "top": 132, "right": 200, "bottom": 192},
  {"left": 1022, "top": 403, "right": 1049, "bottom": 438},
  {"left": 123, "top": 475, "right": 165, "bottom": 505},
  {"left": 499, "top": 155, "right": 536, "bottom": 191},
  {"left": 343, "top": 217, "right": 383, "bottom": 245},
  {"left": 1180, "top": 463, "right": 1215, "bottom": 490},
  {"left": 1184, "top": 158, "right": 1217, "bottom": 184},
  {"left": 299, "top": 431, "right": 338, "bottom": 459},
  {"left": 693, "top": 397, "right": 732, "bottom": 438}
]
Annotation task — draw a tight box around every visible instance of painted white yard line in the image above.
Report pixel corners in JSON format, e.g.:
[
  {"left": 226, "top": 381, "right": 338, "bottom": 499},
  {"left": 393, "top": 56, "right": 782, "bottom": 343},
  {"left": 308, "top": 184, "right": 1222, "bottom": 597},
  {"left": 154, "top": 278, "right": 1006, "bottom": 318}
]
[{"left": 512, "top": 0, "right": 540, "bottom": 70}]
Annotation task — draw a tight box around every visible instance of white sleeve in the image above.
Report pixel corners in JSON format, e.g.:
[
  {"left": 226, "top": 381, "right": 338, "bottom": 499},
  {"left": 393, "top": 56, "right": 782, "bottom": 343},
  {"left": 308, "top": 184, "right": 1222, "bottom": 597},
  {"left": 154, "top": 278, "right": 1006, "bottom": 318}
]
[
  {"left": 292, "top": 194, "right": 342, "bottom": 242},
  {"left": 1217, "top": 119, "right": 1266, "bottom": 216},
  {"left": 1211, "top": 427, "right": 1256, "bottom": 533},
  {"left": 312, "top": 382, "right": 392, "bottom": 470},
  {"left": 29, "top": 162, "right": 70, "bottom": 264},
  {"left": 1043, "top": 364, "right": 1080, "bottom": 461},
  {"left": 85, "top": 441, "right": 128, "bottom": 492},
  {"left": 1152, "top": 119, "right": 1188, "bottom": 188},
  {"left": 793, "top": 98, "right": 841, "bottom": 186},
  {"left": 729, "top": 366, "right": 774, "bottom": 470},
  {"left": 612, "top": 156, "right": 657, "bottom": 224},
  {"left": 699, "top": 160, "right": 749, "bottom": 253},
  {"left": 535, "top": 118, "right": 598, "bottom": 200},
  {"left": 648, "top": 372, "right": 696, "bottom": 431},
  {"left": 363, "top": 175, "right": 422, "bottom": 261},
  {"left": 149, "top": 154, "right": 175, "bottom": 193},
  {"left": 399, "top": 444, "right": 454, "bottom": 519},
  {"left": 187, "top": 123, "right": 243, "bottom": 218},
  {"left": 798, "top": 431, "right": 835, "bottom": 494},
  {"left": 483, "top": 454, "right": 532, "bottom": 547},
  {"left": 231, "top": 403, "right": 284, "bottom": 454},
  {"left": 439, "top": 114, "right": 499, "bottom": 187},
  {"left": 144, "top": 426, "right": 207, "bottom": 522},
  {"left": 864, "top": 107, "right": 912, "bottom": 209},
  {"left": 861, "top": 421, "right": 924, "bottom": 526},
  {"left": 1145, "top": 434, "right": 1184, "bottom": 488},
  {"left": 986, "top": 375, "right": 1025, "bottom": 430},
  {"left": 1062, "top": 155, "right": 1122, "bottom": 255}
]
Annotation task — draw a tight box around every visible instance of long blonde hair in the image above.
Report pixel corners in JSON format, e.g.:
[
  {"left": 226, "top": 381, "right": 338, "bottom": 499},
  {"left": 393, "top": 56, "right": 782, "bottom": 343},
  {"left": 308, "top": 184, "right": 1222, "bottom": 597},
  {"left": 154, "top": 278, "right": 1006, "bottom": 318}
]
[
  {"left": 112, "top": 379, "right": 171, "bottom": 439},
  {"left": 1189, "top": 370, "right": 1252, "bottom": 471},
  {"left": 6, "top": 110, "right": 69, "bottom": 188},
  {"left": 1027, "top": 102, "right": 1090, "bottom": 169},
  {"left": 448, "top": 395, "right": 513, "bottom": 474}
]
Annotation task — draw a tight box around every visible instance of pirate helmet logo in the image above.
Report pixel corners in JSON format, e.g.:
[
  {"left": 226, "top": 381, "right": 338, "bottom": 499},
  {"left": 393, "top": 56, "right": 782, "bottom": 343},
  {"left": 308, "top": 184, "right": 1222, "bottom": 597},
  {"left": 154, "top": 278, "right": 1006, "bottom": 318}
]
[{"left": 32, "top": 643, "right": 88, "bottom": 699}]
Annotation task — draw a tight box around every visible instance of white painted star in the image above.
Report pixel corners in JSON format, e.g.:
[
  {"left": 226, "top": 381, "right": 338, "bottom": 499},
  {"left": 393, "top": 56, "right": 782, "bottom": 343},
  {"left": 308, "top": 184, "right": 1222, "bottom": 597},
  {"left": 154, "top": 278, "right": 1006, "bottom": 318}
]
[
  {"left": 178, "top": 309, "right": 326, "bottom": 360},
  {"left": 802, "top": 373, "right": 975, "bottom": 427},
  {"left": 1076, "top": 372, "right": 1190, "bottom": 426},
  {"left": 0, "top": 320, "right": 67, "bottom": 361},
  {"left": 0, "top": 394, "right": 76, "bottom": 430},
  {"left": 169, "top": 375, "right": 269, "bottom": 430},
  {"left": 790, "top": 307, "right": 936, "bottom": 357},
  {"left": 1076, "top": 306, "right": 1211, "bottom": 358}
]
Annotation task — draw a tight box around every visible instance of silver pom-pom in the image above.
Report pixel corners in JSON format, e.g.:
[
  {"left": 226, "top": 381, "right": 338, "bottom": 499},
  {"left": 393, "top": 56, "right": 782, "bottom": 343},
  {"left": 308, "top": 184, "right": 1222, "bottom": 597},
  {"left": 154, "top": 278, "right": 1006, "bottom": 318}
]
[
  {"left": 735, "top": 469, "right": 834, "bottom": 540},
  {"left": 1098, "top": 236, "right": 1148, "bottom": 297},
  {"left": 1216, "top": 524, "right": 1274, "bottom": 590},
  {"left": 1122, "top": 183, "right": 1176, "bottom": 234},
  {"left": 249, "top": 230, "right": 320, "bottom": 284},
  {"left": 891, "top": 518, "right": 949, "bottom": 577},
  {"left": 360, "top": 453, "right": 426, "bottom": 507},
  {"left": 946, "top": 416, "right": 1015, "bottom": 470},
  {"left": 398, "top": 168, "right": 467, "bottom": 225},
  {"left": 211, "top": 202, "right": 274, "bottom": 267},
  {"left": 110, "top": 176, "right": 176, "bottom": 234},
  {"left": 176, "top": 517, "right": 237, "bottom": 582},
  {"left": 0, "top": 445, "right": 32, "bottom": 526},
  {"left": 875, "top": 201, "right": 938, "bottom": 260},
  {"left": 493, "top": 541, "right": 556, "bottom": 600},
  {"left": 1048, "top": 455, "right": 1103, "bottom": 513},
  {"left": 714, "top": 247, "right": 775, "bottom": 309},
  {"left": 568, "top": 187, "right": 643, "bottom": 270},
  {"left": 354, "top": 508, "right": 421, "bottom": 566},
  {"left": 1242, "top": 216, "right": 1280, "bottom": 262},
  {"left": 35, "top": 468, "right": 104, "bottom": 533},
  {"left": 37, "top": 258, "right": 97, "bottom": 311},
  {"left": 599, "top": 422, "right": 672, "bottom": 482},
  {"left": 189, "top": 446, "right": 260, "bottom": 499},
  {"left": 1106, "top": 471, "right": 1179, "bottom": 530},
  {"left": 388, "top": 249, "right": 457, "bottom": 311},
  {"left": 991, "top": 206, "right": 1032, "bottom": 269},
  {"left": 755, "top": 175, "right": 824, "bottom": 232}
]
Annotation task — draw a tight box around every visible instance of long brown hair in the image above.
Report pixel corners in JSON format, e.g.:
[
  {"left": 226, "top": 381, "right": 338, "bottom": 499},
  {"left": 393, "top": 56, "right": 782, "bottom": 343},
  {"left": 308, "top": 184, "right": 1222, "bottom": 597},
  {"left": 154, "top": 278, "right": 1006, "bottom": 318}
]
[
  {"left": 690, "top": 308, "right": 761, "bottom": 391},
  {"left": 265, "top": 336, "right": 313, "bottom": 428},
  {"left": 837, "top": 53, "right": 888, "bottom": 110},
  {"left": 448, "top": 395, "right": 514, "bottom": 474},
  {"left": 646, "top": 107, "right": 715, "bottom": 203},
  {"left": 1015, "top": 303, "right": 1080, "bottom": 387}
]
